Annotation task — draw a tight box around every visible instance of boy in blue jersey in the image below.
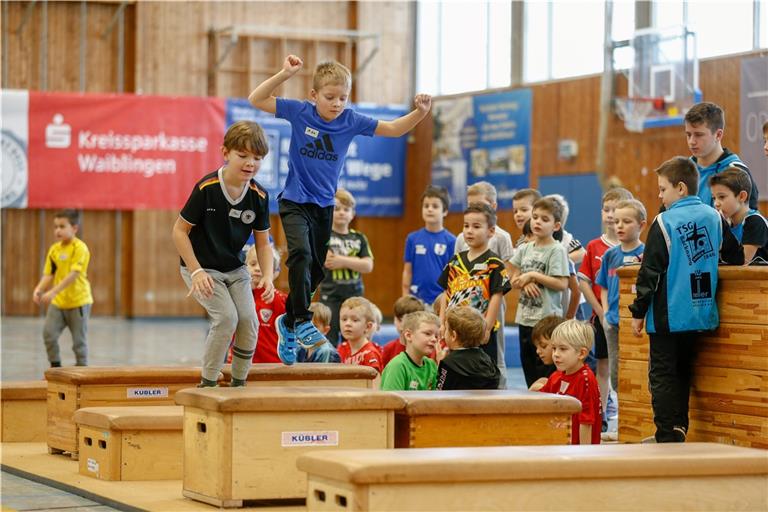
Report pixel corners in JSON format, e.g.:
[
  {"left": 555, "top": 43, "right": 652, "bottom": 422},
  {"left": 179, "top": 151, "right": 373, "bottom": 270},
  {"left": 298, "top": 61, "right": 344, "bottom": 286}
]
[
  {"left": 629, "top": 157, "right": 723, "bottom": 442},
  {"left": 596, "top": 199, "right": 646, "bottom": 407},
  {"left": 684, "top": 102, "right": 759, "bottom": 209},
  {"left": 710, "top": 167, "right": 768, "bottom": 265},
  {"left": 402, "top": 185, "right": 456, "bottom": 305},
  {"left": 249, "top": 55, "right": 432, "bottom": 364}
]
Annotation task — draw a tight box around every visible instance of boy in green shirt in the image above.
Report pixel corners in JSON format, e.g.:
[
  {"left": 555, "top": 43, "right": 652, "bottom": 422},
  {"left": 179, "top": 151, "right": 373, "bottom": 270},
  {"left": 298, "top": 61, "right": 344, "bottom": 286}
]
[{"left": 380, "top": 311, "right": 439, "bottom": 391}]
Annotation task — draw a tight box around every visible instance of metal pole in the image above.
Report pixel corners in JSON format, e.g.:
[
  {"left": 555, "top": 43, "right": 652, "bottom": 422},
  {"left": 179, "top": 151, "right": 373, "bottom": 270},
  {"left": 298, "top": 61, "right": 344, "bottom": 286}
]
[
  {"left": 510, "top": 0, "right": 524, "bottom": 87},
  {"left": 595, "top": 0, "right": 614, "bottom": 191},
  {"left": 753, "top": 0, "right": 761, "bottom": 50}
]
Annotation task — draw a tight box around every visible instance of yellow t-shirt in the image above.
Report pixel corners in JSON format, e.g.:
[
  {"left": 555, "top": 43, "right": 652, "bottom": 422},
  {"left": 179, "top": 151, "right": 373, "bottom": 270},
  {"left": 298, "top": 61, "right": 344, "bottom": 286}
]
[{"left": 43, "top": 237, "right": 93, "bottom": 309}]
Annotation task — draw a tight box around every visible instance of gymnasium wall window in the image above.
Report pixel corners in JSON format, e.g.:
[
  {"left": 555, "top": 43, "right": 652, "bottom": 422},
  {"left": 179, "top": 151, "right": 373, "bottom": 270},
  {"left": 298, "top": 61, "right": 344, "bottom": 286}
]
[
  {"left": 522, "top": 0, "right": 635, "bottom": 82},
  {"left": 416, "top": 0, "right": 511, "bottom": 96}
]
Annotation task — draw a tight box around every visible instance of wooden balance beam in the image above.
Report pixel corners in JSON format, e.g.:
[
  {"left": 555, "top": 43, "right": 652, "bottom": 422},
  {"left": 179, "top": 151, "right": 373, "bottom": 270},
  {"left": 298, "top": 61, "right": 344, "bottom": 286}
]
[
  {"left": 44, "top": 366, "right": 206, "bottom": 458},
  {"left": 174, "top": 386, "right": 405, "bottom": 508},
  {"left": 1, "top": 380, "right": 47, "bottom": 442},
  {"left": 219, "top": 363, "right": 379, "bottom": 388},
  {"left": 298, "top": 443, "right": 768, "bottom": 511},
  {"left": 392, "top": 389, "right": 581, "bottom": 447},
  {"left": 617, "top": 266, "right": 768, "bottom": 447},
  {"left": 73, "top": 405, "right": 183, "bottom": 481}
]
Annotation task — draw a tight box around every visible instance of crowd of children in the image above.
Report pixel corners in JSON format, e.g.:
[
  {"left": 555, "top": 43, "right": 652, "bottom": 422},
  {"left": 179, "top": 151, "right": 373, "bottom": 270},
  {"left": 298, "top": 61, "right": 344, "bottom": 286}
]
[{"left": 38, "top": 49, "right": 768, "bottom": 449}]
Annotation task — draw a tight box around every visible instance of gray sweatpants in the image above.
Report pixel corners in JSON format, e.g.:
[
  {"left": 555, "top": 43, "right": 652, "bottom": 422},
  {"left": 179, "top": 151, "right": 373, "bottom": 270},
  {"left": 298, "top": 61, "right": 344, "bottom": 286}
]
[
  {"left": 43, "top": 303, "right": 91, "bottom": 365},
  {"left": 605, "top": 322, "right": 620, "bottom": 391},
  {"left": 181, "top": 266, "right": 257, "bottom": 382}
]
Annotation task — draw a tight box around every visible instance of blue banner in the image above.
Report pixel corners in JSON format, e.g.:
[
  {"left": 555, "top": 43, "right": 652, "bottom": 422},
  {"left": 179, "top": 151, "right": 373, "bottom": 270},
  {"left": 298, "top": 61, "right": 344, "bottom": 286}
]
[
  {"left": 225, "top": 98, "right": 407, "bottom": 216},
  {"left": 431, "top": 89, "right": 532, "bottom": 211}
]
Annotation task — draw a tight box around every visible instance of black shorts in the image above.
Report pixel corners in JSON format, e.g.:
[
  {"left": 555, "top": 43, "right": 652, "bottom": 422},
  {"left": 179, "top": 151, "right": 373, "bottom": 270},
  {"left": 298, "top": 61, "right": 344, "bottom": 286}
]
[{"left": 592, "top": 315, "right": 608, "bottom": 359}]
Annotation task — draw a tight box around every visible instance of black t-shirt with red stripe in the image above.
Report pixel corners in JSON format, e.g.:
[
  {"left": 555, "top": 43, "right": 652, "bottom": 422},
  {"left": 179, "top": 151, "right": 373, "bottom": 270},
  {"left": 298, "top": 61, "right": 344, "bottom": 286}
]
[{"left": 180, "top": 168, "right": 270, "bottom": 272}]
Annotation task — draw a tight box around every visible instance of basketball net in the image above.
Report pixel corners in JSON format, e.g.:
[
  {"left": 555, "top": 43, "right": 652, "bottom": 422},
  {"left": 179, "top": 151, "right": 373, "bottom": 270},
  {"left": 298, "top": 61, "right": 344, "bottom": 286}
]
[{"left": 615, "top": 97, "right": 654, "bottom": 133}]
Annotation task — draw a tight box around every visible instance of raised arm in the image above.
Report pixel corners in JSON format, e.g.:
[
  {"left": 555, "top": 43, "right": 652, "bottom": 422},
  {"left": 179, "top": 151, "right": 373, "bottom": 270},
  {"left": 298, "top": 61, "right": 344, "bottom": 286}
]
[
  {"left": 374, "top": 94, "right": 432, "bottom": 138},
  {"left": 248, "top": 55, "right": 303, "bottom": 114}
]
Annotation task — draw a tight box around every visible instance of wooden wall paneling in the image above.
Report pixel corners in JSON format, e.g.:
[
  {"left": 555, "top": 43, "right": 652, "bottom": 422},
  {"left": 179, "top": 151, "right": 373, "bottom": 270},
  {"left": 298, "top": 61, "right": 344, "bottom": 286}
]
[
  {"left": 120, "top": 211, "right": 134, "bottom": 317},
  {"left": 556, "top": 76, "right": 600, "bottom": 175},
  {"left": 1, "top": 209, "right": 43, "bottom": 316},
  {"left": 130, "top": 210, "right": 203, "bottom": 317},
  {"left": 699, "top": 56, "right": 741, "bottom": 150},
  {"left": 2, "top": 1, "right": 43, "bottom": 89},
  {"left": 79, "top": 211, "right": 117, "bottom": 316},
  {"left": 530, "top": 82, "right": 559, "bottom": 184}
]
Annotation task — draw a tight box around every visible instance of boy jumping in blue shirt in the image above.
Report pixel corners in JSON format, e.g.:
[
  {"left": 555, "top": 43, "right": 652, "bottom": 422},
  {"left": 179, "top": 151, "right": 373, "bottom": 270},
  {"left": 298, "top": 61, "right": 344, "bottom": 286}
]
[{"left": 249, "top": 55, "right": 431, "bottom": 364}]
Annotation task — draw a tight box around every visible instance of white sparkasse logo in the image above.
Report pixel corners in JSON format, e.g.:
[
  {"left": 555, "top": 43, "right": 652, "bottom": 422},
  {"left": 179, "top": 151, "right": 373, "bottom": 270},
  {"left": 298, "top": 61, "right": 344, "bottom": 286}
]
[
  {"left": 1, "top": 129, "right": 28, "bottom": 207},
  {"left": 45, "top": 114, "right": 71, "bottom": 148}
]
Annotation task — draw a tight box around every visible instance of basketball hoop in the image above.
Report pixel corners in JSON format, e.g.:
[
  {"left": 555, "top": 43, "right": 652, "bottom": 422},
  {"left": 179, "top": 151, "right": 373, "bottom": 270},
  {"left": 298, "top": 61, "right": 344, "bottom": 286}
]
[{"left": 615, "top": 97, "right": 664, "bottom": 133}]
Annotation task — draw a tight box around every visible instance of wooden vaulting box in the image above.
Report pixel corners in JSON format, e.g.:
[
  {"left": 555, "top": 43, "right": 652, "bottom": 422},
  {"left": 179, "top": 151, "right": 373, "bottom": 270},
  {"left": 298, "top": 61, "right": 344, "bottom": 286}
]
[
  {"left": 74, "top": 406, "right": 183, "bottom": 481},
  {"left": 392, "top": 390, "right": 581, "bottom": 448},
  {"left": 45, "top": 366, "right": 205, "bottom": 457},
  {"left": 617, "top": 266, "right": 768, "bottom": 447},
  {"left": 298, "top": 443, "right": 768, "bottom": 511},
  {"left": 219, "top": 363, "right": 379, "bottom": 388},
  {"left": 175, "top": 386, "right": 405, "bottom": 508},
  {"left": 0, "top": 380, "right": 48, "bottom": 442}
]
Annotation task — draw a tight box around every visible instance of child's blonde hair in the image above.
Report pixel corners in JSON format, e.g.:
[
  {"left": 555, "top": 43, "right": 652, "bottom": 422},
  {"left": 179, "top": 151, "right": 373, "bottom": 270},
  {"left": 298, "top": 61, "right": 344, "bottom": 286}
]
[
  {"left": 615, "top": 199, "right": 648, "bottom": 223},
  {"left": 602, "top": 187, "right": 633, "bottom": 204},
  {"left": 467, "top": 181, "right": 497, "bottom": 204},
  {"left": 313, "top": 61, "right": 352, "bottom": 91},
  {"left": 340, "top": 296, "right": 375, "bottom": 323},
  {"left": 309, "top": 302, "right": 332, "bottom": 327},
  {"left": 335, "top": 188, "right": 356, "bottom": 209},
  {"left": 393, "top": 296, "right": 426, "bottom": 320},
  {"left": 444, "top": 306, "right": 486, "bottom": 348},
  {"left": 371, "top": 303, "right": 383, "bottom": 328},
  {"left": 245, "top": 245, "right": 281, "bottom": 271},
  {"left": 551, "top": 319, "right": 594, "bottom": 353},
  {"left": 401, "top": 310, "right": 440, "bottom": 335}
]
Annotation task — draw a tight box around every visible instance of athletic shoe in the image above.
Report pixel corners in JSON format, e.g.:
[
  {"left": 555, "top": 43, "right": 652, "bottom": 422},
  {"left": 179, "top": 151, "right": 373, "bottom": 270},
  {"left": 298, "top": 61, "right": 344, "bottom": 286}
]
[
  {"left": 295, "top": 320, "right": 328, "bottom": 349},
  {"left": 276, "top": 314, "right": 297, "bottom": 365},
  {"left": 230, "top": 377, "right": 247, "bottom": 387},
  {"left": 197, "top": 377, "right": 218, "bottom": 388},
  {"left": 672, "top": 426, "right": 687, "bottom": 442}
]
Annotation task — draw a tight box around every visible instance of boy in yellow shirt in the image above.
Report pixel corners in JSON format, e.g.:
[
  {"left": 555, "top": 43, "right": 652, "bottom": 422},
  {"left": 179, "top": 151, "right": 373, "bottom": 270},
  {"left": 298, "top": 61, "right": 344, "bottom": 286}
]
[{"left": 33, "top": 210, "right": 93, "bottom": 367}]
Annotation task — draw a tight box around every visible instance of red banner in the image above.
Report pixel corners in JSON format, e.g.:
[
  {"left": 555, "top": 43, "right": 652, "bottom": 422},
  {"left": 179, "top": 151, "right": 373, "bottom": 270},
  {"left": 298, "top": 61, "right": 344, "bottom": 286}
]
[{"left": 27, "top": 92, "right": 226, "bottom": 210}]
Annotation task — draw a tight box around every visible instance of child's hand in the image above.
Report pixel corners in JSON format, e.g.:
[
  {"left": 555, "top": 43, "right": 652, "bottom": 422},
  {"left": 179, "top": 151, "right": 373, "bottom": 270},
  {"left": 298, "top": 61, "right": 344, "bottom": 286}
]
[
  {"left": 188, "top": 270, "right": 214, "bottom": 300},
  {"left": 631, "top": 317, "right": 644, "bottom": 337},
  {"left": 258, "top": 278, "right": 275, "bottom": 303},
  {"left": 522, "top": 282, "right": 541, "bottom": 298},
  {"left": 32, "top": 289, "right": 42, "bottom": 305},
  {"left": 283, "top": 55, "right": 303, "bottom": 75},
  {"left": 529, "top": 377, "right": 547, "bottom": 391},
  {"left": 435, "top": 343, "right": 449, "bottom": 363},
  {"left": 414, "top": 94, "right": 432, "bottom": 113},
  {"left": 324, "top": 251, "right": 342, "bottom": 270},
  {"left": 40, "top": 291, "right": 55, "bottom": 306}
]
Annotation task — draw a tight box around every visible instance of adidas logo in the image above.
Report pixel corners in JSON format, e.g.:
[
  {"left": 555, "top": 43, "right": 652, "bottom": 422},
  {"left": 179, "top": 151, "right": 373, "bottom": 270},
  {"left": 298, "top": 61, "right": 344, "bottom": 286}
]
[{"left": 299, "top": 133, "right": 339, "bottom": 161}]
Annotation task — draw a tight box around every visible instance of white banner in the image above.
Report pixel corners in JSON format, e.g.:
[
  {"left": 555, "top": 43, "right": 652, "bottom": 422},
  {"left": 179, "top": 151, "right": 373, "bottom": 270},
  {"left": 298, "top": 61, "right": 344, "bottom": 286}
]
[{"left": 1, "top": 89, "right": 29, "bottom": 208}]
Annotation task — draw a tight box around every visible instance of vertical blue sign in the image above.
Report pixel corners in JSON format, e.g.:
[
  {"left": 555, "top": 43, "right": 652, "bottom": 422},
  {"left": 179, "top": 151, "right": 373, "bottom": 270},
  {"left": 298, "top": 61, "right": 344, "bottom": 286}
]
[{"left": 431, "top": 89, "right": 532, "bottom": 211}]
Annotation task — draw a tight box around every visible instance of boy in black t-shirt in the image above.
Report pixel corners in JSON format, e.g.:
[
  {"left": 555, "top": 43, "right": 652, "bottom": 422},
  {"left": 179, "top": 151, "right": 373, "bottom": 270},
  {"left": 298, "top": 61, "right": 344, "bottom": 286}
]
[
  {"left": 172, "top": 121, "right": 275, "bottom": 387},
  {"left": 437, "top": 306, "right": 500, "bottom": 390},
  {"left": 319, "top": 188, "right": 373, "bottom": 346}
]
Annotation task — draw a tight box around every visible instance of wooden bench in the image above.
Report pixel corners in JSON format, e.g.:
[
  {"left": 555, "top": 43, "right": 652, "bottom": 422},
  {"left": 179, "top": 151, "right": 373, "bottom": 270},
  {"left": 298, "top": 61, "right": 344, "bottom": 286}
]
[
  {"left": 1, "top": 380, "right": 47, "bottom": 442},
  {"left": 174, "top": 386, "right": 405, "bottom": 508},
  {"left": 298, "top": 443, "right": 768, "bottom": 511},
  {"left": 44, "top": 366, "right": 206, "bottom": 458},
  {"left": 220, "top": 363, "right": 379, "bottom": 388},
  {"left": 74, "top": 406, "right": 183, "bottom": 481},
  {"left": 617, "top": 266, "right": 768, "bottom": 447},
  {"left": 392, "top": 390, "right": 581, "bottom": 447}
]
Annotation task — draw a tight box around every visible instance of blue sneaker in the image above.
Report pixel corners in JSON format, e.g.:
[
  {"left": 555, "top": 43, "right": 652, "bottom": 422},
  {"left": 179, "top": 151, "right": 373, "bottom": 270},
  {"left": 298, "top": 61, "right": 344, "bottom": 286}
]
[
  {"left": 276, "top": 314, "right": 297, "bottom": 365},
  {"left": 295, "top": 320, "right": 328, "bottom": 349},
  {"left": 606, "top": 391, "right": 618, "bottom": 420}
]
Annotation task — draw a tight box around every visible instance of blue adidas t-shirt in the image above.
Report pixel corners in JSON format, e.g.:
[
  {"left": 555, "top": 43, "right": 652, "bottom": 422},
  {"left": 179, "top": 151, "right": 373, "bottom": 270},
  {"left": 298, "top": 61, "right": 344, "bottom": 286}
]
[
  {"left": 404, "top": 228, "right": 456, "bottom": 305},
  {"left": 596, "top": 243, "right": 644, "bottom": 326},
  {"left": 276, "top": 98, "right": 378, "bottom": 207}
]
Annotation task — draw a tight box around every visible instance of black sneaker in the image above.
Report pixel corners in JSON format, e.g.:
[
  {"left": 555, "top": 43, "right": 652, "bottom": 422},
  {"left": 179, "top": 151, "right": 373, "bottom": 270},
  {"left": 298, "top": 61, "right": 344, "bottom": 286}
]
[
  {"left": 672, "top": 426, "right": 687, "bottom": 442},
  {"left": 50, "top": 361, "right": 62, "bottom": 368},
  {"left": 197, "top": 377, "right": 218, "bottom": 388},
  {"left": 230, "top": 378, "right": 247, "bottom": 387}
]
